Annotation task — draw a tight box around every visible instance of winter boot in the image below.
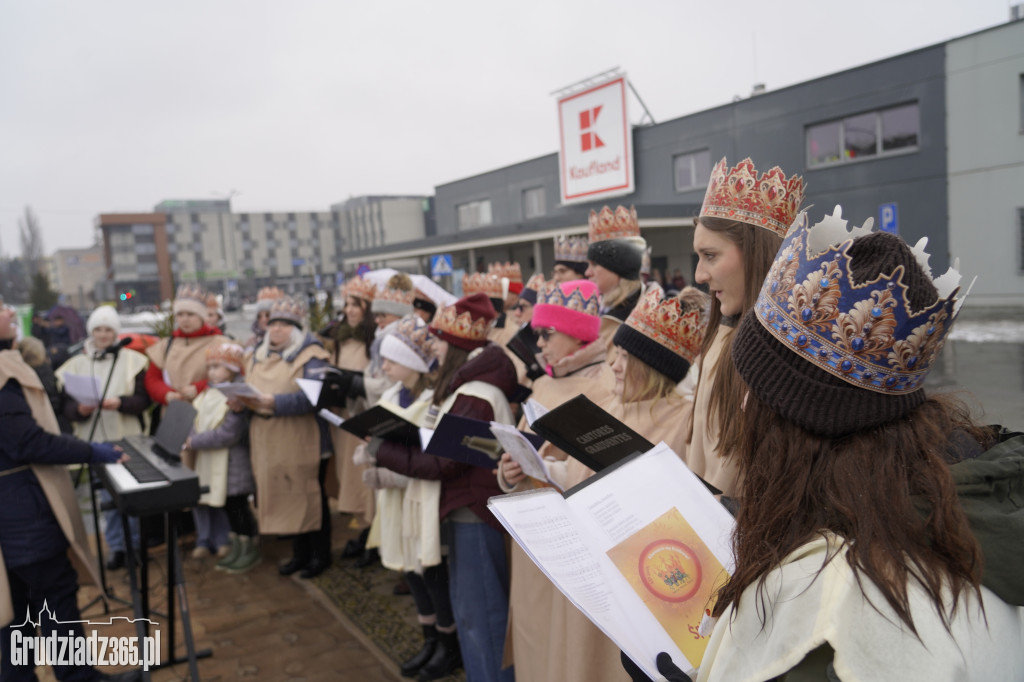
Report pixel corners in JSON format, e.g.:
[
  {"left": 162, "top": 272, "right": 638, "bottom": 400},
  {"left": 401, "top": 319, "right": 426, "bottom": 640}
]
[
  {"left": 225, "top": 536, "right": 261, "bottom": 574},
  {"left": 215, "top": 533, "right": 241, "bottom": 571},
  {"left": 417, "top": 629, "right": 461, "bottom": 681},
  {"left": 300, "top": 527, "right": 333, "bottom": 579},
  {"left": 279, "top": 534, "right": 311, "bottom": 576},
  {"left": 400, "top": 624, "right": 438, "bottom": 677}
]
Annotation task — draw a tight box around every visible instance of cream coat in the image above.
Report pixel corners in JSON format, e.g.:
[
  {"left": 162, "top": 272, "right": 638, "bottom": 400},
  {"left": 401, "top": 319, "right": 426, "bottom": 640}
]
[
  {"left": 191, "top": 388, "right": 230, "bottom": 507},
  {"left": 0, "top": 351, "right": 103, "bottom": 627},
  {"left": 55, "top": 344, "right": 149, "bottom": 442},
  {"left": 246, "top": 344, "right": 331, "bottom": 535},
  {"left": 330, "top": 337, "right": 375, "bottom": 524},
  {"left": 685, "top": 325, "right": 741, "bottom": 496}
]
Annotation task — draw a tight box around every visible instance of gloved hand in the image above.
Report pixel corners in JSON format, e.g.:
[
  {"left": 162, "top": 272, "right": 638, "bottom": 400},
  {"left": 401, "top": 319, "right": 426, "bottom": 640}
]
[
  {"left": 352, "top": 442, "right": 376, "bottom": 467},
  {"left": 361, "top": 467, "right": 411, "bottom": 490},
  {"left": 620, "top": 651, "right": 692, "bottom": 682},
  {"left": 90, "top": 442, "right": 122, "bottom": 464}
]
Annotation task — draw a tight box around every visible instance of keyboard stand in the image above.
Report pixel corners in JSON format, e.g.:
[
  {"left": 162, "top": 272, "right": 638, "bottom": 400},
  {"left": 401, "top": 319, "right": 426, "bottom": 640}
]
[{"left": 121, "top": 510, "right": 211, "bottom": 681}]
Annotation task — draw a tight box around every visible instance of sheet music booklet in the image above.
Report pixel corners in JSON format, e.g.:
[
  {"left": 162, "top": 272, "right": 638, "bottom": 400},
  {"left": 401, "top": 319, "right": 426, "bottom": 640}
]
[{"left": 488, "top": 443, "right": 736, "bottom": 680}]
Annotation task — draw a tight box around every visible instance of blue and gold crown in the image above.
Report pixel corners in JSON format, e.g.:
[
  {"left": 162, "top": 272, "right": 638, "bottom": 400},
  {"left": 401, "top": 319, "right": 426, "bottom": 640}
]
[{"left": 755, "top": 206, "right": 970, "bottom": 395}]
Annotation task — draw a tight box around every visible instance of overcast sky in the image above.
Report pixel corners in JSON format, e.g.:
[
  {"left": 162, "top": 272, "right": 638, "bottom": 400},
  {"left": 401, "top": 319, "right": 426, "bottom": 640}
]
[{"left": 0, "top": 0, "right": 1012, "bottom": 255}]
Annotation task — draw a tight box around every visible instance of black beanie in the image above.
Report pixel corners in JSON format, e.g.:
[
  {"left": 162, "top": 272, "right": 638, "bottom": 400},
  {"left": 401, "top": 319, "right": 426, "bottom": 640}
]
[
  {"left": 613, "top": 323, "right": 691, "bottom": 383},
  {"left": 733, "top": 231, "right": 940, "bottom": 437},
  {"left": 554, "top": 260, "right": 589, "bottom": 277},
  {"left": 587, "top": 239, "right": 644, "bottom": 280}
]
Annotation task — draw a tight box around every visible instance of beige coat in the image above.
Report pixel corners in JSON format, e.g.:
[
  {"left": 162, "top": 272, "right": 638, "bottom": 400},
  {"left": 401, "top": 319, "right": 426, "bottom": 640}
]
[
  {"left": 330, "top": 337, "right": 375, "bottom": 525},
  {"left": 684, "top": 325, "right": 741, "bottom": 496},
  {"left": 506, "top": 388, "right": 693, "bottom": 682},
  {"left": 146, "top": 333, "right": 221, "bottom": 393},
  {"left": 246, "top": 344, "right": 331, "bottom": 535},
  {"left": 0, "top": 351, "right": 103, "bottom": 627},
  {"left": 55, "top": 344, "right": 150, "bottom": 442}
]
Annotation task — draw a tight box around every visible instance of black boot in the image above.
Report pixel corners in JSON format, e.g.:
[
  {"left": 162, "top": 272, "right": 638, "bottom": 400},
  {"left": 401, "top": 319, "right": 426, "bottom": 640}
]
[
  {"left": 105, "top": 550, "right": 126, "bottom": 571},
  {"left": 354, "top": 546, "right": 379, "bottom": 568},
  {"left": 279, "top": 534, "right": 311, "bottom": 576},
  {"left": 400, "top": 624, "right": 438, "bottom": 677},
  {"left": 341, "top": 527, "right": 369, "bottom": 558},
  {"left": 417, "top": 629, "right": 461, "bottom": 681},
  {"left": 300, "top": 526, "right": 333, "bottom": 579}
]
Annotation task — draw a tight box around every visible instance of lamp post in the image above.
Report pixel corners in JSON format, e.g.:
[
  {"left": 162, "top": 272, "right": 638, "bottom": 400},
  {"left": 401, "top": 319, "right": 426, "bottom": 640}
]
[{"left": 211, "top": 190, "right": 240, "bottom": 303}]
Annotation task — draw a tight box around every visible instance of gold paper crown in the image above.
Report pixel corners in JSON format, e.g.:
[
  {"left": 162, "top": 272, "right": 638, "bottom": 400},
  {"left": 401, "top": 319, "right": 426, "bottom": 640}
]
[
  {"left": 175, "top": 284, "right": 206, "bottom": 306},
  {"left": 269, "top": 296, "right": 307, "bottom": 326},
  {"left": 374, "top": 285, "right": 415, "bottom": 306},
  {"left": 462, "top": 272, "right": 503, "bottom": 299},
  {"left": 343, "top": 276, "right": 376, "bottom": 302},
  {"left": 588, "top": 205, "right": 640, "bottom": 244},
  {"left": 205, "top": 293, "right": 222, "bottom": 310},
  {"left": 488, "top": 261, "right": 522, "bottom": 285},
  {"left": 553, "top": 235, "right": 589, "bottom": 263},
  {"left": 624, "top": 286, "right": 708, "bottom": 364},
  {"left": 257, "top": 286, "right": 284, "bottom": 303},
  {"left": 431, "top": 304, "right": 492, "bottom": 342},
  {"left": 524, "top": 273, "right": 547, "bottom": 293},
  {"left": 700, "top": 157, "right": 806, "bottom": 238},
  {"left": 205, "top": 342, "right": 245, "bottom": 372}
]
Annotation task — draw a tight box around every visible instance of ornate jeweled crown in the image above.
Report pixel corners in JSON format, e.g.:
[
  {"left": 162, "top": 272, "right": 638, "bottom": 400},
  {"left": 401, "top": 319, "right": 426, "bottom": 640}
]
[
  {"left": 756, "top": 206, "right": 969, "bottom": 395},
  {"left": 269, "top": 296, "right": 307, "bottom": 326},
  {"left": 374, "top": 284, "right": 415, "bottom": 307},
  {"left": 624, "top": 286, "right": 706, "bottom": 364},
  {"left": 524, "top": 273, "right": 547, "bottom": 293},
  {"left": 553, "top": 235, "right": 589, "bottom": 263},
  {"left": 343, "top": 276, "right": 376, "bottom": 302},
  {"left": 431, "top": 304, "right": 492, "bottom": 342},
  {"left": 700, "top": 157, "right": 805, "bottom": 238},
  {"left": 393, "top": 315, "right": 435, "bottom": 367},
  {"left": 488, "top": 261, "right": 522, "bottom": 286},
  {"left": 588, "top": 205, "right": 640, "bottom": 243},
  {"left": 462, "top": 272, "right": 503, "bottom": 299},
  {"left": 175, "top": 284, "right": 207, "bottom": 306},
  {"left": 206, "top": 342, "right": 245, "bottom": 372},
  {"left": 537, "top": 281, "right": 600, "bottom": 316}
]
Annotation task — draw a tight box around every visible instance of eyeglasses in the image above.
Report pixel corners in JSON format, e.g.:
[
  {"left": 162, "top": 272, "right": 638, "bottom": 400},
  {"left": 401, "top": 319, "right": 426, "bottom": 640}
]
[{"left": 536, "top": 327, "right": 557, "bottom": 342}]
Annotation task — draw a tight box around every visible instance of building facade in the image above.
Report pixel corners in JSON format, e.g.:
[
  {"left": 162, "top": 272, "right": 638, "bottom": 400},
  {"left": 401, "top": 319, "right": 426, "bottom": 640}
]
[{"left": 52, "top": 245, "right": 106, "bottom": 309}]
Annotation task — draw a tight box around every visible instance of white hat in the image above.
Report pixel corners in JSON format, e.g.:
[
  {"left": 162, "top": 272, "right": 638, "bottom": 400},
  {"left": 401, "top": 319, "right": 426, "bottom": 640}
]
[{"left": 87, "top": 306, "right": 121, "bottom": 334}]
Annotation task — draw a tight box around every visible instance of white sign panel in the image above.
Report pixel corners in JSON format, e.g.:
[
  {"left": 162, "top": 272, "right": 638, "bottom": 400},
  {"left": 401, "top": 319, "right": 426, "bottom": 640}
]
[{"left": 557, "top": 76, "right": 634, "bottom": 205}]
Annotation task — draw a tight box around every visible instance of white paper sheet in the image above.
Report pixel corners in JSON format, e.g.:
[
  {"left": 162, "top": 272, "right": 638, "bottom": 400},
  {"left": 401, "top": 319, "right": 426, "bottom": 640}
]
[
  {"left": 489, "top": 422, "right": 561, "bottom": 491},
  {"left": 62, "top": 374, "right": 103, "bottom": 407},
  {"left": 522, "top": 398, "right": 549, "bottom": 426},
  {"left": 296, "top": 378, "right": 323, "bottom": 406},
  {"left": 210, "top": 382, "right": 263, "bottom": 400},
  {"left": 318, "top": 408, "right": 344, "bottom": 427}
]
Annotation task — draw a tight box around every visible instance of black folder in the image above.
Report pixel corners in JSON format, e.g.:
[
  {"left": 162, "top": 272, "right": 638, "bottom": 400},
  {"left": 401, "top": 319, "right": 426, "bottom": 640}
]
[
  {"left": 337, "top": 404, "right": 420, "bottom": 446},
  {"left": 530, "top": 395, "right": 654, "bottom": 472}
]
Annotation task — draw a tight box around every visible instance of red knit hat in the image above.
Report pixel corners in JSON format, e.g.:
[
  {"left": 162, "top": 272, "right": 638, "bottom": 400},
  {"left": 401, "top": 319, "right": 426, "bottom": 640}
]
[
  {"left": 429, "top": 293, "right": 496, "bottom": 351},
  {"left": 530, "top": 279, "right": 601, "bottom": 343}
]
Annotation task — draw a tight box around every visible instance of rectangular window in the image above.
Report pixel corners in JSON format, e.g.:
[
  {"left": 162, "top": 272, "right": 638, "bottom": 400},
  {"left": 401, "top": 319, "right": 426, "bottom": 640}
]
[
  {"left": 523, "top": 187, "right": 546, "bottom": 219},
  {"left": 457, "top": 200, "right": 493, "bottom": 229},
  {"left": 806, "top": 103, "right": 919, "bottom": 167},
  {"left": 673, "top": 149, "right": 711, "bottom": 191}
]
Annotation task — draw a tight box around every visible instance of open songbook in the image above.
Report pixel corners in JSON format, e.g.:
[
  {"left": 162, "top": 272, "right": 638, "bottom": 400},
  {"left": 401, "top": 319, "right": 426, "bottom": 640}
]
[{"left": 488, "top": 443, "right": 735, "bottom": 680}]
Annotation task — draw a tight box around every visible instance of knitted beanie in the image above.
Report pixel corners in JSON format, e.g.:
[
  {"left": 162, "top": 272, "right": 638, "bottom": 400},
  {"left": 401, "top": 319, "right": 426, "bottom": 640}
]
[
  {"left": 429, "top": 293, "right": 496, "bottom": 351},
  {"left": 733, "top": 230, "right": 942, "bottom": 437},
  {"left": 586, "top": 205, "right": 646, "bottom": 280},
  {"left": 87, "top": 305, "right": 120, "bottom": 334},
  {"left": 380, "top": 314, "right": 435, "bottom": 374},
  {"left": 530, "top": 280, "right": 601, "bottom": 344},
  {"left": 612, "top": 286, "right": 707, "bottom": 383}
]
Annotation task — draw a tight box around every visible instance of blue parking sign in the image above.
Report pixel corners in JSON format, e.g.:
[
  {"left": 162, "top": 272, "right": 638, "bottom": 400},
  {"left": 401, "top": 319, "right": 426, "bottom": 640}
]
[{"left": 879, "top": 203, "right": 899, "bottom": 235}]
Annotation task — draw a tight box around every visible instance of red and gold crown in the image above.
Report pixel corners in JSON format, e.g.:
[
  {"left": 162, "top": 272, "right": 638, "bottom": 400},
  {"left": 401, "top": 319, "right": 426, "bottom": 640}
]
[
  {"left": 268, "top": 296, "right": 307, "bottom": 327},
  {"left": 173, "top": 284, "right": 209, "bottom": 318},
  {"left": 256, "top": 286, "right": 285, "bottom": 312},
  {"left": 462, "top": 272, "right": 503, "bottom": 299},
  {"left": 553, "top": 235, "right": 589, "bottom": 263},
  {"left": 524, "top": 273, "right": 547, "bottom": 293},
  {"left": 488, "top": 262, "right": 522, "bottom": 286},
  {"left": 588, "top": 205, "right": 640, "bottom": 244},
  {"left": 373, "top": 285, "right": 415, "bottom": 307},
  {"left": 623, "top": 286, "right": 707, "bottom": 364},
  {"left": 700, "top": 157, "right": 805, "bottom": 238},
  {"left": 205, "top": 342, "right": 245, "bottom": 373},
  {"left": 342, "top": 275, "right": 376, "bottom": 302},
  {"left": 430, "top": 303, "right": 492, "bottom": 343}
]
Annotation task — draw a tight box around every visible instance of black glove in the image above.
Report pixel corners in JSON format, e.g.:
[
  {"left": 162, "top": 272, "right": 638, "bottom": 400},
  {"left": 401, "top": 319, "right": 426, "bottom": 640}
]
[
  {"left": 347, "top": 372, "right": 366, "bottom": 399},
  {"left": 621, "top": 651, "right": 692, "bottom": 682}
]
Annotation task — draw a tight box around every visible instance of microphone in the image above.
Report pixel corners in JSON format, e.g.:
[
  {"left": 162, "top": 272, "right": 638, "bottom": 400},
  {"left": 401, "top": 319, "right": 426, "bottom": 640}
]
[{"left": 103, "top": 336, "right": 133, "bottom": 356}]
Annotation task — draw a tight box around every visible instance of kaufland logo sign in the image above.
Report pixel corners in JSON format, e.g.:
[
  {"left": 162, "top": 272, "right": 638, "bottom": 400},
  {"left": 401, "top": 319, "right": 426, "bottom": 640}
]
[{"left": 558, "top": 76, "right": 635, "bottom": 205}]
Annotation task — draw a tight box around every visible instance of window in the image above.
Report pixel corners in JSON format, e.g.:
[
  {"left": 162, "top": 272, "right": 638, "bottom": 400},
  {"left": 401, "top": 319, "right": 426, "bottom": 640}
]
[
  {"left": 1019, "top": 74, "right": 1024, "bottom": 133},
  {"left": 457, "top": 200, "right": 492, "bottom": 229},
  {"left": 523, "top": 187, "right": 546, "bottom": 219},
  {"left": 806, "top": 103, "right": 919, "bottom": 167},
  {"left": 673, "top": 149, "right": 711, "bottom": 191}
]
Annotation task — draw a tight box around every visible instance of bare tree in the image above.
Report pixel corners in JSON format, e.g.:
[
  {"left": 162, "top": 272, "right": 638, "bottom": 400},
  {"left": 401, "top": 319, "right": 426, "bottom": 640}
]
[{"left": 19, "top": 206, "right": 45, "bottom": 275}]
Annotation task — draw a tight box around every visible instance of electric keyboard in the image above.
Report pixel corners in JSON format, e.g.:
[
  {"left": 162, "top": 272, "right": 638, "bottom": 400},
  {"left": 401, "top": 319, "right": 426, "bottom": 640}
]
[{"left": 100, "top": 434, "right": 201, "bottom": 516}]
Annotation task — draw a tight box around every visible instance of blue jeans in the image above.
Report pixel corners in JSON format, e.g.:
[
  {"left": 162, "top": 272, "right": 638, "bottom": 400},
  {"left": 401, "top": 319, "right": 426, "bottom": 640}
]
[
  {"left": 192, "top": 505, "right": 231, "bottom": 551},
  {"left": 100, "top": 488, "right": 139, "bottom": 553},
  {"left": 445, "top": 521, "right": 515, "bottom": 682}
]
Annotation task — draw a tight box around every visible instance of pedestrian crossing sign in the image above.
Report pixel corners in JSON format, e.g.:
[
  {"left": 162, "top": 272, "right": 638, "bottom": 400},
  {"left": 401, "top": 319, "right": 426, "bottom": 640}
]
[{"left": 431, "top": 254, "right": 453, "bottom": 277}]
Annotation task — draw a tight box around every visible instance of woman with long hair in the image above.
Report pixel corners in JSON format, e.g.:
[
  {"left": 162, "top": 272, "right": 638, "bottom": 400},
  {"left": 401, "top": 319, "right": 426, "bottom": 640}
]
[
  {"left": 687, "top": 157, "right": 805, "bottom": 495},
  {"left": 426, "top": 293, "right": 519, "bottom": 682},
  {"left": 501, "top": 285, "right": 709, "bottom": 682},
  {"left": 632, "top": 208, "right": 1024, "bottom": 682}
]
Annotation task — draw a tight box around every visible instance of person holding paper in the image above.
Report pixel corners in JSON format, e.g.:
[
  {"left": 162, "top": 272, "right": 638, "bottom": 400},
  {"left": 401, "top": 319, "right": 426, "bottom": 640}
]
[
  {"left": 500, "top": 286, "right": 709, "bottom": 682},
  {"left": 181, "top": 343, "right": 257, "bottom": 570},
  {"left": 686, "top": 209, "right": 1024, "bottom": 680},
  {"left": 362, "top": 315, "right": 463, "bottom": 681},
  {"left": 56, "top": 304, "right": 151, "bottom": 571},
  {"left": 426, "top": 293, "right": 519, "bottom": 682},
  {"left": 239, "top": 296, "right": 334, "bottom": 579},
  {"left": 687, "top": 157, "right": 805, "bottom": 496}
]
